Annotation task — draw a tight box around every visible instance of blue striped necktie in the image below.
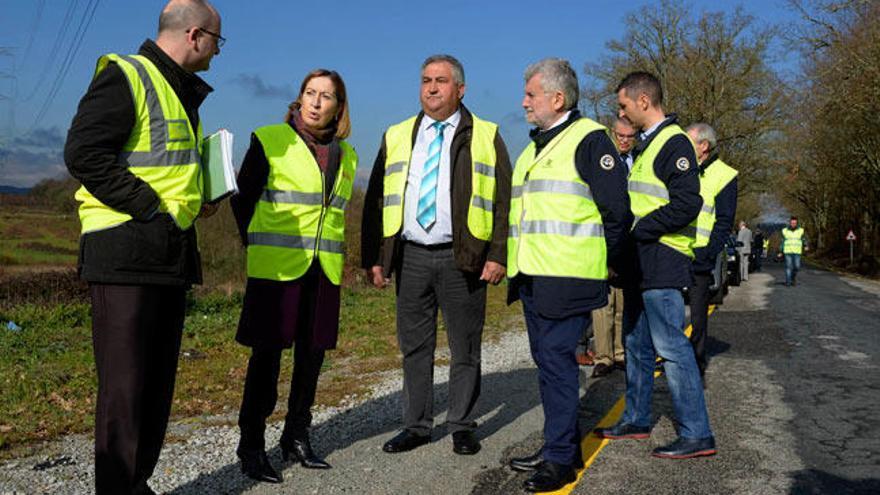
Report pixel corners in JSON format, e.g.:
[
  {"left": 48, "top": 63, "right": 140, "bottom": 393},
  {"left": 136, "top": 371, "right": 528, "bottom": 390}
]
[{"left": 417, "top": 121, "right": 448, "bottom": 229}]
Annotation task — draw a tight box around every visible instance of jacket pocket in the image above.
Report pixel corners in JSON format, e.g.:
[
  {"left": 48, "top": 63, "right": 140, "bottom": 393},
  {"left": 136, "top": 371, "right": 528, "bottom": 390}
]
[{"left": 117, "top": 214, "right": 183, "bottom": 274}]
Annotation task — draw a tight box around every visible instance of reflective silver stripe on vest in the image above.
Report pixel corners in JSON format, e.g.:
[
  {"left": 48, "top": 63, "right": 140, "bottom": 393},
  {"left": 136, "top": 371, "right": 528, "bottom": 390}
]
[
  {"left": 261, "top": 190, "right": 324, "bottom": 205},
  {"left": 248, "top": 232, "right": 316, "bottom": 250},
  {"left": 509, "top": 220, "right": 604, "bottom": 238},
  {"left": 516, "top": 179, "right": 593, "bottom": 200},
  {"left": 329, "top": 195, "right": 348, "bottom": 209},
  {"left": 695, "top": 226, "right": 712, "bottom": 238},
  {"left": 474, "top": 162, "right": 495, "bottom": 178},
  {"left": 512, "top": 185, "right": 523, "bottom": 198},
  {"left": 318, "top": 238, "right": 344, "bottom": 254},
  {"left": 628, "top": 181, "right": 669, "bottom": 200},
  {"left": 385, "top": 161, "right": 406, "bottom": 175},
  {"left": 701, "top": 203, "right": 715, "bottom": 215},
  {"left": 384, "top": 194, "right": 402, "bottom": 206},
  {"left": 118, "top": 149, "right": 200, "bottom": 167},
  {"left": 471, "top": 195, "right": 493, "bottom": 211},
  {"left": 120, "top": 55, "right": 197, "bottom": 167}
]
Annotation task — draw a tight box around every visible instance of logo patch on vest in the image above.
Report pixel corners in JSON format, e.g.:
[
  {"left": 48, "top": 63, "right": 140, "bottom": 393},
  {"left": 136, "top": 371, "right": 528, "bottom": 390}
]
[
  {"left": 599, "top": 154, "right": 615, "bottom": 171},
  {"left": 675, "top": 157, "right": 690, "bottom": 171}
]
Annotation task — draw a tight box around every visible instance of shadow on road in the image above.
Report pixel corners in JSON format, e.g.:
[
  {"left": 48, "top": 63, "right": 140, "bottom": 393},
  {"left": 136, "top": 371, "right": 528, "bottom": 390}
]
[
  {"left": 169, "top": 367, "right": 542, "bottom": 494},
  {"left": 788, "top": 468, "right": 880, "bottom": 495}
]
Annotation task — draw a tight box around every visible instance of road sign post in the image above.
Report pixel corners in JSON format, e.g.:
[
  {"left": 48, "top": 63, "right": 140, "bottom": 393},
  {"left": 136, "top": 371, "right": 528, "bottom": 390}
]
[{"left": 846, "top": 230, "right": 857, "bottom": 264}]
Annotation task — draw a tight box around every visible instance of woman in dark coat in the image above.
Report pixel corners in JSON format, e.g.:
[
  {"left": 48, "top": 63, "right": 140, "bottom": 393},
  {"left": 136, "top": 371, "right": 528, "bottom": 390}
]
[{"left": 230, "top": 69, "right": 357, "bottom": 484}]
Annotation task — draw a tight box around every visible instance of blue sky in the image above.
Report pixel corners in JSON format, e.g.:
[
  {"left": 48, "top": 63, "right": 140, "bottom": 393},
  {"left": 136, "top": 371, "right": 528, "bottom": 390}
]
[{"left": 0, "top": 0, "right": 799, "bottom": 187}]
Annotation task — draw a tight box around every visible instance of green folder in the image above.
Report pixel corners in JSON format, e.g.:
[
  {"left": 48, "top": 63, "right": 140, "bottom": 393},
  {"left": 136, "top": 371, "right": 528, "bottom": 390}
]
[{"left": 201, "top": 129, "right": 237, "bottom": 203}]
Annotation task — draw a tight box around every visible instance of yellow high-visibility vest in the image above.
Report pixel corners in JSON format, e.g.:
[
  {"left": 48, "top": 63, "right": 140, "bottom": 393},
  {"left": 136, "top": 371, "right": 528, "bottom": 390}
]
[
  {"left": 381, "top": 113, "right": 498, "bottom": 240},
  {"left": 76, "top": 54, "right": 203, "bottom": 233},
  {"left": 507, "top": 118, "right": 608, "bottom": 280},
  {"left": 694, "top": 158, "right": 738, "bottom": 248},
  {"left": 246, "top": 123, "right": 357, "bottom": 285},
  {"left": 628, "top": 124, "right": 699, "bottom": 258},
  {"left": 782, "top": 227, "right": 805, "bottom": 255}
]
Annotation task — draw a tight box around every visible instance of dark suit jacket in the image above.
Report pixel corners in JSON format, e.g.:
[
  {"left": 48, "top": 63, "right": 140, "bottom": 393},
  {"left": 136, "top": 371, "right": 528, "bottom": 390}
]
[{"left": 361, "top": 105, "right": 512, "bottom": 276}]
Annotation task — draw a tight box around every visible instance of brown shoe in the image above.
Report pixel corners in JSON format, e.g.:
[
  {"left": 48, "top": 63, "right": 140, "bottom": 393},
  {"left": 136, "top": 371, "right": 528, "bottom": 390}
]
[
  {"left": 591, "top": 363, "right": 613, "bottom": 378},
  {"left": 576, "top": 352, "right": 594, "bottom": 366}
]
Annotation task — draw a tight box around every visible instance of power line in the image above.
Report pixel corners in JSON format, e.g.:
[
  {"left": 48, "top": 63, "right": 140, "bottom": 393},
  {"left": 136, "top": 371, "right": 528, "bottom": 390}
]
[
  {"left": 22, "top": 0, "right": 81, "bottom": 103},
  {"left": 21, "top": 0, "right": 47, "bottom": 65},
  {"left": 32, "top": 0, "right": 101, "bottom": 129}
]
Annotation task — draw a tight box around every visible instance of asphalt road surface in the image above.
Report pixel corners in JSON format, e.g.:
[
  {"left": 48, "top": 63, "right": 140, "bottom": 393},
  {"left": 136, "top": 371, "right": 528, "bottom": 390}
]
[
  {"left": 1, "top": 261, "right": 878, "bottom": 494},
  {"left": 245, "top": 262, "right": 880, "bottom": 495}
]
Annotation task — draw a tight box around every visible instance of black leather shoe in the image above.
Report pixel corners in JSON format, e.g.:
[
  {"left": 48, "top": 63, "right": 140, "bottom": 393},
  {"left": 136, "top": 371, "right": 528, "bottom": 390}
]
[
  {"left": 238, "top": 449, "right": 282, "bottom": 483},
  {"left": 651, "top": 436, "right": 716, "bottom": 459},
  {"left": 591, "top": 362, "right": 613, "bottom": 378},
  {"left": 613, "top": 360, "right": 626, "bottom": 371},
  {"left": 382, "top": 430, "right": 430, "bottom": 453},
  {"left": 281, "top": 437, "right": 331, "bottom": 469},
  {"left": 593, "top": 421, "right": 651, "bottom": 440},
  {"left": 452, "top": 430, "right": 481, "bottom": 455},
  {"left": 523, "top": 462, "right": 575, "bottom": 492},
  {"left": 509, "top": 448, "right": 543, "bottom": 472}
]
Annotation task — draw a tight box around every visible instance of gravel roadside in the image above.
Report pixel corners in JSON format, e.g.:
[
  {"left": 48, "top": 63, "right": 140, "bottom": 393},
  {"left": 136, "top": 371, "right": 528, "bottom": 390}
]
[{"left": 0, "top": 320, "right": 546, "bottom": 494}]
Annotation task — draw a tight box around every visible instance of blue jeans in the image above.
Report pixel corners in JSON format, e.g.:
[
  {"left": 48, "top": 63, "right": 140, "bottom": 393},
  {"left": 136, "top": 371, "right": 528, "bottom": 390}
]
[
  {"left": 520, "top": 284, "right": 586, "bottom": 466},
  {"left": 622, "top": 288, "right": 713, "bottom": 439},
  {"left": 785, "top": 254, "right": 801, "bottom": 285}
]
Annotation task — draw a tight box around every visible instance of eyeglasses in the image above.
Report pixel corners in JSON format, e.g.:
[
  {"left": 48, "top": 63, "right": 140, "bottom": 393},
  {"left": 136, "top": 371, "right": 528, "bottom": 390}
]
[
  {"left": 614, "top": 132, "right": 636, "bottom": 140},
  {"left": 188, "top": 27, "right": 226, "bottom": 48}
]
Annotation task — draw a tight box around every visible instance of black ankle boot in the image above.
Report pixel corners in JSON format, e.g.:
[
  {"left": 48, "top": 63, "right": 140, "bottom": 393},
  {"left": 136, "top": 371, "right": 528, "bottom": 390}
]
[
  {"left": 281, "top": 436, "right": 331, "bottom": 469},
  {"left": 237, "top": 449, "right": 282, "bottom": 483}
]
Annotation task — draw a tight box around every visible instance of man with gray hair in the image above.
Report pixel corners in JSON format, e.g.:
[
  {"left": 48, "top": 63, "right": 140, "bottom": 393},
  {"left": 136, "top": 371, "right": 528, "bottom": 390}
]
[
  {"left": 685, "top": 123, "right": 738, "bottom": 380},
  {"left": 505, "top": 58, "right": 630, "bottom": 492},
  {"left": 362, "top": 54, "right": 512, "bottom": 456},
  {"left": 64, "top": 1, "right": 221, "bottom": 492}
]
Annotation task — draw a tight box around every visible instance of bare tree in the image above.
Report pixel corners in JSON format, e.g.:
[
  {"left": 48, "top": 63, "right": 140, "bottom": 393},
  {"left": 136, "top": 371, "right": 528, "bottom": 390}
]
[{"left": 582, "top": 0, "right": 788, "bottom": 223}]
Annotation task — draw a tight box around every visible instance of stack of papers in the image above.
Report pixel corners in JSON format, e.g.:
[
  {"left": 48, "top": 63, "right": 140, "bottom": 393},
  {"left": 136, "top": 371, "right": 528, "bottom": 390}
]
[{"left": 201, "top": 129, "right": 237, "bottom": 203}]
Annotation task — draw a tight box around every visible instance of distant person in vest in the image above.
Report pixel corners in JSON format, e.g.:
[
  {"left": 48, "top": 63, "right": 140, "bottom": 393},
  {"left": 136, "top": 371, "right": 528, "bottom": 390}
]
[
  {"left": 505, "top": 59, "right": 631, "bottom": 492},
  {"left": 230, "top": 69, "right": 356, "bottom": 483},
  {"left": 685, "top": 123, "right": 738, "bottom": 381},
  {"left": 577, "top": 117, "right": 638, "bottom": 375},
  {"left": 782, "top": 216, "right": 807, "bottom": 286},
  {"left": 594, "top": 71, "right": 717, "bottom": 460},
  {"left": 63, "top": 1, "right": 221, "bottom": 493},
  {"left": 736, "top": 220, "right": 753, "bottom": 281},
  {"left": 361, "top": 54, "right": 512, "bottom": 457}
]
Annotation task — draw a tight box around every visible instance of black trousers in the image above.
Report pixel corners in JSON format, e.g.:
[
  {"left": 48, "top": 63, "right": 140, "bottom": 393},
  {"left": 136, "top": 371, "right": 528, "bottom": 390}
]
[
  {"left": 237, "top": 331, "right": 325, "bottom": 452},
  {"left": 688, "top": 272, "right": 712, "bottom": 377},
  {"left": 395, "top": 242, "right": 486, "bottom": 435},
  {"left": 90, "top": 283, "right": 186, "bottom": 495}
]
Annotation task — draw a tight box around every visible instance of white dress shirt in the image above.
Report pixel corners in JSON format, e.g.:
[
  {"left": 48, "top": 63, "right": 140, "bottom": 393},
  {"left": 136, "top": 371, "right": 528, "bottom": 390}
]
[{"left": 401, "top": 110, "right": 461, "bottom": 245}]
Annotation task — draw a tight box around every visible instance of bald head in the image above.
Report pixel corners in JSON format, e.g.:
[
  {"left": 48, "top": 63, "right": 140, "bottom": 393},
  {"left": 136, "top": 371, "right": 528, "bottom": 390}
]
[
  {"left": 158, "top": 0, "right": 218, "bottom": 35},
  {"left": 154, "top": 0, "right": 221, "bottom": 72}
]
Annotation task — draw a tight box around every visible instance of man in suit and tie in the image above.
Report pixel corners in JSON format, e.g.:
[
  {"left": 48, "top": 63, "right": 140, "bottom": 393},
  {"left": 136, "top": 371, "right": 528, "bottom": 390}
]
[{"left": 361, "top": 54, "right": 512, "bottom": 456}]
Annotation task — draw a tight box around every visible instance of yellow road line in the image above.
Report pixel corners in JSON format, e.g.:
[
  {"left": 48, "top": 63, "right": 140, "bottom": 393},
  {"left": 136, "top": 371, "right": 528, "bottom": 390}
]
[{"left": 545, "top": 304, "right": 716, "bottom": 495}]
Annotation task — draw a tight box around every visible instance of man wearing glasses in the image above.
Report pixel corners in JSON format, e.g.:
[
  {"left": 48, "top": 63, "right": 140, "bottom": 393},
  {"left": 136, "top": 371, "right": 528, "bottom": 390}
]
[
  {"left": 613, "top": 118, "right": 637, "bottom": 171},
  {"left": 64, "top": 1, "right": 221, "bottom": 493}
]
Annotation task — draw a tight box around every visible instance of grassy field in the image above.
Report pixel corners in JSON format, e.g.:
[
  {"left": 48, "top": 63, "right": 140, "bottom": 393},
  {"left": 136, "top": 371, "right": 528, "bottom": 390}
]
[
  {"left": 0, "top": 206, "right": 79, "bottom": 266},
  {"left": 0, "top": 200, "right": 523, "bottom": 458}
]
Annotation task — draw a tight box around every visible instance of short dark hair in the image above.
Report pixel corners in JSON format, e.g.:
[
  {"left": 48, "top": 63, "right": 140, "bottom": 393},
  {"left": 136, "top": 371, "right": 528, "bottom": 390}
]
[
  {"left": 616, "top": 71, "right": 663, "bottom": 106},
  {"left": 790, "top": 216, "right": 798, "bottom": 221}
]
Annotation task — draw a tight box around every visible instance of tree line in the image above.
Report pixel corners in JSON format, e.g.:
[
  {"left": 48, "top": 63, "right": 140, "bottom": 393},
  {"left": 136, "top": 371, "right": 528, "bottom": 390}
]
[{"left": 580, "top": 0, "right": 878, "bottom": 268}]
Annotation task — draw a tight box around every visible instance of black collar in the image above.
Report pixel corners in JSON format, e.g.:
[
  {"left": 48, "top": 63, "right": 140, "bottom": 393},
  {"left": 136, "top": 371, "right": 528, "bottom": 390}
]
[
  {"left": 632, "top": 113, "right": 679, "bottom": 157},
  {"left": 529, "top": 110, "right": 581, "bottom": 154},
  {"left": 138, "top": 39, "right": 213, "bottom": 111}
]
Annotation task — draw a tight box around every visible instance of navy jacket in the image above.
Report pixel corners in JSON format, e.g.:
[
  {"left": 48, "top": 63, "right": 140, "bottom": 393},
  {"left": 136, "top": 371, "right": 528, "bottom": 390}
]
[
  {"left": 692, "top": 154, "right": 738, "bottom": 273},
  {"left": 509, "top": 111, "right": 632, "bottom": 319},
  {"left": 625, "top": 115, "right": 703, "bottom": 290}
]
